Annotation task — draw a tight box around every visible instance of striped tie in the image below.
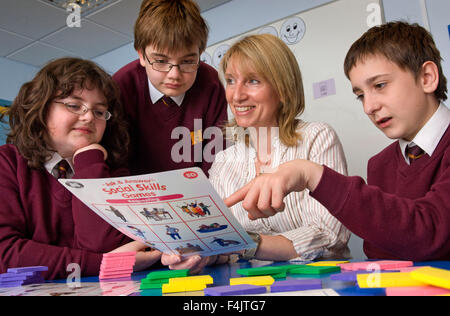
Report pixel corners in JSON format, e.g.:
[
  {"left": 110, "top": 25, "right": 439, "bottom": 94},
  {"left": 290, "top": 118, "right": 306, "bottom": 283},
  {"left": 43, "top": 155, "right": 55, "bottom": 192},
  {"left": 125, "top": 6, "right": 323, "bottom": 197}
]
[
  {"left": 161, "top": 96, "right": 176, "bottom": 107},
  {"left": 405, "top": 144, "right": 424, "bottom": 164},
  {"left": 55, "top": 159, "right": 71, "bottom": 179}
]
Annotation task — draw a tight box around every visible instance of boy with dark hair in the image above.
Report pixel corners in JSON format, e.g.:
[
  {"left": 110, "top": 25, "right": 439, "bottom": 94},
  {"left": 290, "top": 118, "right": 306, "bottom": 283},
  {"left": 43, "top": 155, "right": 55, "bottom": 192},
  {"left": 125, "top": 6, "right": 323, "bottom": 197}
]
[
  {"left": 226, "top": 21, "right": 450, "bottom": 261},
  {"left": 113, "top": 0, "right": 227, "bottom": 176}
]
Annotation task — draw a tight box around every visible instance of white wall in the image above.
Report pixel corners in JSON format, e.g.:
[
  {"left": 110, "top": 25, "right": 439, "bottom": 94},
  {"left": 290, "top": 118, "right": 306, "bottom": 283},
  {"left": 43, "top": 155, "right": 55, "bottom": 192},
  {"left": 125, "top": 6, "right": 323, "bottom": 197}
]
[
  {"left": 382, "top": 0, "right": 429, "bottom": 27},
  {"left": 383, "top": 0, "right": 449, "bottom": 109},
  {"left": 0, "top": 57, "right": 38, "bottom": 102},
  {"left": 425, "top": 0, "right": 450, "bottom": 109}
]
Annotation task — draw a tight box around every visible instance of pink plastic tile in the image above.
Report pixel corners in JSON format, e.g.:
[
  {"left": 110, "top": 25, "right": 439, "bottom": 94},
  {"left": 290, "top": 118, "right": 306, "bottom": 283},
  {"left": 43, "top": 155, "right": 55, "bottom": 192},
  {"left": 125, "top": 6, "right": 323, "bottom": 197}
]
[{"left": 386, "top": 286, "right": 450, "bottom": 296}]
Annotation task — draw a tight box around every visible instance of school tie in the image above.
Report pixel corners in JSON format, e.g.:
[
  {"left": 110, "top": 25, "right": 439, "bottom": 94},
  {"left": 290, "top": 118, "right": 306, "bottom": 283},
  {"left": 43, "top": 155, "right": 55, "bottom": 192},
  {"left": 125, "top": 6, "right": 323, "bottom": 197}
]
[
  {"left": 161, "top": 95, "right": 177, "bottom": 107},
  {"left": 405, "top": 144, "right": 425, "bottom": 164},
  {"left": 155, "top": 96, "right": 179, "bottom": 120},
  {"left": 55, "top": 159, "right": 71, "bottom": 179}
]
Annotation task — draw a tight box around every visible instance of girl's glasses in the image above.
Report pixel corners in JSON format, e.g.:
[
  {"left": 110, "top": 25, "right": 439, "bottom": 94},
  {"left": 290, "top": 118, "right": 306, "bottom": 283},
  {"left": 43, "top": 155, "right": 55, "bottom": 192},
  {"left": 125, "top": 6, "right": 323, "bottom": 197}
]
[{"left": 54, "top": 101, "right": 112, "bottom": 121}]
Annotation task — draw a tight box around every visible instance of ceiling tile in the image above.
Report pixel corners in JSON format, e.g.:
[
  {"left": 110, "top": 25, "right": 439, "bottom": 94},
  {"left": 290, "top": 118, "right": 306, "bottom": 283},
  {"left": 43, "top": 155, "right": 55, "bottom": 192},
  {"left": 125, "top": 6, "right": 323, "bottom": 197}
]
[
  {"left": 0, "top": 29, "right": 33, "bottom": 57},
  {"left": 7, "top": 42, "right": 78, "bottom": 67},
  {"left": 40, "top": 19, "right": 132, "bottom": 58},
  {"left": 41, "top": 0, "right": 121, "bottom": 16},
  {"left": 0, "top": 0, "right": 67, "bottom": 40},
  {"left": 87, "top": 0, "right": 142, "bottom": 37}
]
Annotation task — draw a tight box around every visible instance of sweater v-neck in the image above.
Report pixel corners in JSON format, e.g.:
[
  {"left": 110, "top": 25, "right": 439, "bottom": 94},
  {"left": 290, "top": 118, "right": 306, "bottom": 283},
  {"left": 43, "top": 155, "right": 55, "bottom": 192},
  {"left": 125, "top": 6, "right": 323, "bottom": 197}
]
[{"left": 396, "top": 125, "right": 449, "bottom": 177}]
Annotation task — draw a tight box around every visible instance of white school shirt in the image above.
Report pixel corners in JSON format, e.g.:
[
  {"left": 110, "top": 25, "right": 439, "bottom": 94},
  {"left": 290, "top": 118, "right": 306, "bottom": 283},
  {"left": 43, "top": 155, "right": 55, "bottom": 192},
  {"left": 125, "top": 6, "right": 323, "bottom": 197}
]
[
  {"left": 209, "top": 121, "right": 351, "bottom": 261},
  {"left": 44, "top": 152, "right": 74, "bottom": 179},
  {"left": 148, "top": 79, "right": 184, "bottom": 106},
  {"left": 398, "top": 103, "right": 450, "bottom": 164}
]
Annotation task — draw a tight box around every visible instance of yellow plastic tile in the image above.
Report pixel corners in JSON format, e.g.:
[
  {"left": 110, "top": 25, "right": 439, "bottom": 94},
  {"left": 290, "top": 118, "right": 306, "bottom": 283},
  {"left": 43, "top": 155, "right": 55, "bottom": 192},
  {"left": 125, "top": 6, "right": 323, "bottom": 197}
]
[
  {"left": 169, "top": 275, "right": 213, "bottom": 285},
  {"left": 229, "top": 275, "right": 274, "bottom": 286},
  {"left": 307, "top": 261, "right": 350, "bottom": 267},
  {"left": 163, "top": 290, "right": 205, "bottom": 296},
  {"left": 162, "top": 282, "right": 207, "bottom": 294},
  {"left": 410, "top": 267, "right": 450, "bottom": 289},
  {"left": 357, "top": 272, "right": 427, "bottom": 288}
]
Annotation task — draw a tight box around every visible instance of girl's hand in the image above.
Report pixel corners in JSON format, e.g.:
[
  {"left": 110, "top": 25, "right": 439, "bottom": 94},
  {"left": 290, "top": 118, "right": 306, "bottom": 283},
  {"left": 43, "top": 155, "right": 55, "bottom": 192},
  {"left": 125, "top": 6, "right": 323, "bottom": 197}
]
[
  {"left": 161, "top": 253, "right": 230, "bottom": 275},
  {"left": 74, "top": 143, "right": 108, "bottom": 161},
  {"left": 109, "top": 241, "right": 162, "bottom": 272}
]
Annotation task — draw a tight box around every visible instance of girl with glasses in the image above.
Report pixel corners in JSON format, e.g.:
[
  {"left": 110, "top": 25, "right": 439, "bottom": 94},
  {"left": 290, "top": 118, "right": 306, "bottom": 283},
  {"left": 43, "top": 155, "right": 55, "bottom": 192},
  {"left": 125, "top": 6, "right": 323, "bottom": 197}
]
[{"left": 0, "top": 58, "right": 162, "bottom": 279}]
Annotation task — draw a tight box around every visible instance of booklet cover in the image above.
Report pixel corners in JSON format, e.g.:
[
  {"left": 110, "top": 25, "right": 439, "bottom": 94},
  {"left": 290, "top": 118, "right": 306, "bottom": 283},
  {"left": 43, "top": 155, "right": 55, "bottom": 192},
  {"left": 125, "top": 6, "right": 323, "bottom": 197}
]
[{"left": 59, "top": 168, "right": 255, "bottom": 258}]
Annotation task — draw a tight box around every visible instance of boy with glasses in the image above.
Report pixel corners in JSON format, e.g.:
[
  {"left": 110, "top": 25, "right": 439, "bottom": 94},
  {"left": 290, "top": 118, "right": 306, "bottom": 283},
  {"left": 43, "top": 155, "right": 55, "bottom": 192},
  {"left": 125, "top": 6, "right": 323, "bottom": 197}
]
[{"left": 113, "top": 0, "right": 228, "bottom": 176}]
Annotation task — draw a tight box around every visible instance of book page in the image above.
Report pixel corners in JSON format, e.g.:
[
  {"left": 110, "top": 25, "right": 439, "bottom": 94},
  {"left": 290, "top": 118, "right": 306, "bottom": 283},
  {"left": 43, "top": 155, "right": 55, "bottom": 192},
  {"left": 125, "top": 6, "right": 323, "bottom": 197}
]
[{"left": 60, "top": 168, "right": 256, "bottom": 258}]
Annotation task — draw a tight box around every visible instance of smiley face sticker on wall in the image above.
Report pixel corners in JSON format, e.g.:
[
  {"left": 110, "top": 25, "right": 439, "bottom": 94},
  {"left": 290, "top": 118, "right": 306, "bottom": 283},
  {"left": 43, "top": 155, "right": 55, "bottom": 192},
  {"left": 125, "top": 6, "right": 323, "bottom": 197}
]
[
  {"left": 280, "top": 16, "right": 306, "bottom": 45},
  {"left": 200, "top": 52, "right": 212, "bottom": 67},
  {"left": 258, "top": 26, "right": 278, "bottom": 37},
  {"left": 213, "top": 44, "right": 230, "bottom": 69}
]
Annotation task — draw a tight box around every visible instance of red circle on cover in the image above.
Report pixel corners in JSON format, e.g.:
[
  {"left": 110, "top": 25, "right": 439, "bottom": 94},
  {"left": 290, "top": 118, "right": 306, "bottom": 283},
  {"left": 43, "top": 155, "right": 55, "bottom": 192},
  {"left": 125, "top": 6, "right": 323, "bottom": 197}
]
[{"left": 183, "top": 171, "right": 198, "bottom": 179}]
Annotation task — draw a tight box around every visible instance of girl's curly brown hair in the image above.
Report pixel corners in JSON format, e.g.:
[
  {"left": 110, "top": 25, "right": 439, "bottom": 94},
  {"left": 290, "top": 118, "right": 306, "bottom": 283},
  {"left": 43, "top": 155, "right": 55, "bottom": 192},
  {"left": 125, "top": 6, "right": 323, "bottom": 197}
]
[{"left": 1, "top": 57, "right": 129, "bottom": 169}]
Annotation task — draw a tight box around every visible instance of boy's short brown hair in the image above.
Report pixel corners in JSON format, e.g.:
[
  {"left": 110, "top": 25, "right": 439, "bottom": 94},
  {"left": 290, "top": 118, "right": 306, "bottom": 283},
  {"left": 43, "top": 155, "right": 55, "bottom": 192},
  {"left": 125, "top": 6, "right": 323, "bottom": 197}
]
[
  {"left": 134, "top": 0, "right": 209, "bottom": 54},
  {"left": 2, "top": 58, "right": 129, "bottom": 169},
  {"left": 344, "top": 21, "right": 447, "bottom": 102}
]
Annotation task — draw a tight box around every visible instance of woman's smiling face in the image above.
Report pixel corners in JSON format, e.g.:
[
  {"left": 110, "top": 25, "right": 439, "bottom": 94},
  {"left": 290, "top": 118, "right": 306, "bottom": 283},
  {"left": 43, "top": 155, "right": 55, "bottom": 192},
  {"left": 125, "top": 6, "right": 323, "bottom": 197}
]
[{"left": 225, "top": 56, "right": 280, "bottom": 129}]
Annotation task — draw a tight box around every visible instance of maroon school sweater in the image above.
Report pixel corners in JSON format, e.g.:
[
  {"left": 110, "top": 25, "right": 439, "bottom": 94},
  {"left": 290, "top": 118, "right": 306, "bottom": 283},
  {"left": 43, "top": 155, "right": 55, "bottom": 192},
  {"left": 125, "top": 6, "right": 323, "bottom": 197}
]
[
  {"left": 0, "top": 145, "right": 131, "bottom": 279},
  {"left": 113, "top": 60, "right": 228, "bottom": 176},
  {"left": 311, "top": 126, "right": 450, "bottom": 261}
]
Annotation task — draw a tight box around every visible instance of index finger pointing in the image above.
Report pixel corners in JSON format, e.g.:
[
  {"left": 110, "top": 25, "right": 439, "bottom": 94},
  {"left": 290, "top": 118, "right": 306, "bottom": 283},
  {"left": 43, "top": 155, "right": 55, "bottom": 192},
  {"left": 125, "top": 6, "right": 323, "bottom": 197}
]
[{"left": 223, "top": 180, "right": 253, "bottom": 208}]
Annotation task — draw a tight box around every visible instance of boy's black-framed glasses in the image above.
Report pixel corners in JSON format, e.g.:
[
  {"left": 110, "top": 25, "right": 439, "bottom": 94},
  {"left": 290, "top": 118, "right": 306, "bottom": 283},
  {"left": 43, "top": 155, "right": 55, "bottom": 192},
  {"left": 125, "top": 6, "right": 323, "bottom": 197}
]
[
  {"left": 144, "top": 51, "right": 199, "bottom": 73},
  {"left": 54, "top": 101, "right": 112, "bottom": 121}
]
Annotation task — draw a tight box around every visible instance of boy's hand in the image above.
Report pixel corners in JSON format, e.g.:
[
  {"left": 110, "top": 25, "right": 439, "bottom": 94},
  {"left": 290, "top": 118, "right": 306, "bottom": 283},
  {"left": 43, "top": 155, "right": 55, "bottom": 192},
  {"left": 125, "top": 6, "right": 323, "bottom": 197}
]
[
  {"left": 224, "top": 160, "right": 323, "bottom": 220},
  {"left": 74, "top": 143, "right": 108, "bottom": 160}
]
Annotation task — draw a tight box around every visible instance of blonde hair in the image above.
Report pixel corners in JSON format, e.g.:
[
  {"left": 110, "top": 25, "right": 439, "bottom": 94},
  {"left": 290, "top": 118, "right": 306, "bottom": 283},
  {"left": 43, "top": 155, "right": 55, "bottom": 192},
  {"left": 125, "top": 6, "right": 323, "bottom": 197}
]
[{"left": 220, "top": 34, "right": 305, "bottom": 147}]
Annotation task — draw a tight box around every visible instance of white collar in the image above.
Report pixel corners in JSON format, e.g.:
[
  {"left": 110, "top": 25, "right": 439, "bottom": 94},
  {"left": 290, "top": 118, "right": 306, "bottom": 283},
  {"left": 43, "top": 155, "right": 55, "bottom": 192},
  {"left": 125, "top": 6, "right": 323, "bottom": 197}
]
[
  {"left": 148, "top": 79, "right": 184, "bottom": 106},
  {"left": 399, "top": 103, "right": 450, "bottom": 163},
  {"left": 44, "top": 152, "right": 74, "bottom": 179}
]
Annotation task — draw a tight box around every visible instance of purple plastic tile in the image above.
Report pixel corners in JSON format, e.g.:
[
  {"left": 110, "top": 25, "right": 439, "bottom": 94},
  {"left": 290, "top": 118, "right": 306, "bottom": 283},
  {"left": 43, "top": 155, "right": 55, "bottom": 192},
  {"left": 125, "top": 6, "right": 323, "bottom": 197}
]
[
  {"left": 0, "top": 273, "right": 29, "bottom": 281},
  {"left": 330, "top": 271, "right": 368, "bottom": 282},
  {"left": 270, "top": 279, "right": 322, "bottom": 293},
  {"left": 22, "top": 278, "right": 44, "bottom": 285},
  {"left": 7, "top": 266, "right": 48, "bottom": 273},
  {"left": 1, "top": 269, "right": 46, "bottom": 287},
  {"left": 1, "top": 271, "right": 35, "bottom": 277},
  {"left": 204, "top": 284, "right": 267, "bottom": 296},
  {"left": 0, "top": 284, "right": 23, "bottom": 288},
  {"left": 0, "top": 276, "right": 28, "bottom": 282},
  {"left": 331, "top": 270, "right": 400, "bottom": 282},
  {"left": 0, "top": 281, "right": 24, "bottom": 288},
  {"left": 0, "top": 272, "right": 17, "bottom": 278}
]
